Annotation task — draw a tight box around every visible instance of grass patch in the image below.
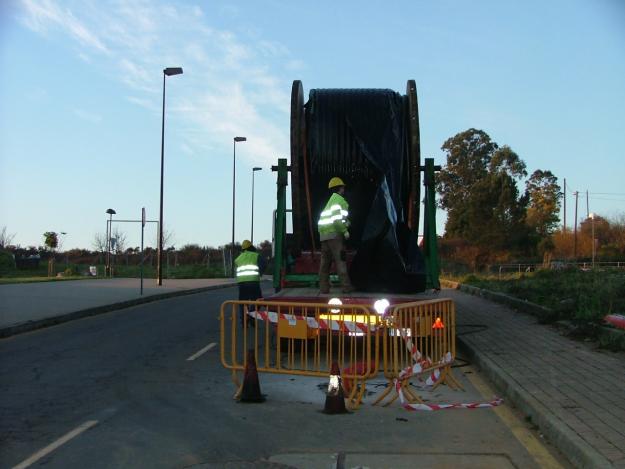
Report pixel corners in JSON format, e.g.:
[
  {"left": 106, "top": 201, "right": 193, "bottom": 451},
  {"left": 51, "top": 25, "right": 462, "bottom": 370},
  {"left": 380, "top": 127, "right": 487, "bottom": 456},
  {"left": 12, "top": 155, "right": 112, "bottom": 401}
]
[
  {"left": 0, "top": 263, "right": 229, "bottom": 284},
  {"left": 0, "top": 276, "right": 94, "bottom": 285},
  {"left": 456, "top": 268, "right": 625, "bottom": 326}
]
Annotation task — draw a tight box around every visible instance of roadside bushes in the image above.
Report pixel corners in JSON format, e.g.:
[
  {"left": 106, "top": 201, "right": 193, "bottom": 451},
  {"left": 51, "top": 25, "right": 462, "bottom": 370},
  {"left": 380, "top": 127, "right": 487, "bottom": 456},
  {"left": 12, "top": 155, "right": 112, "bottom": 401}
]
[
  {"left": 460, "top": 268, "right": 625, "bottom": 325},
  {"left": 0, "top": 250, "right": 16, "bottom": 273}
]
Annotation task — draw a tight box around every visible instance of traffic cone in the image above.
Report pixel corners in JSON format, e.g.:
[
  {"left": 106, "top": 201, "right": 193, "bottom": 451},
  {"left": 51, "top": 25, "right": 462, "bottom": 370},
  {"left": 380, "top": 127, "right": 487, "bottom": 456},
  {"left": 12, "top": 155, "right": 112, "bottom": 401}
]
[
  {"left": 238, "top": 349, "right": 265, "bottom": 403},
  {"left": 323, "top": 361, "right": 348, "bottom": 414}
]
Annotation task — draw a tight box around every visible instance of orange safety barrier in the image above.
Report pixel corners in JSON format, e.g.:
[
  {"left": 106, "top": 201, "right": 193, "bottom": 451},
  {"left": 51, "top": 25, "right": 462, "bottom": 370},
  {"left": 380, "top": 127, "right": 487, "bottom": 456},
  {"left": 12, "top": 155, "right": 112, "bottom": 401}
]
[
  {"left": 220, "top": 300, "right": 381, "bottom": 409},
  {"left": 373, "top": 298, "right": 462, "bottom": 407}
]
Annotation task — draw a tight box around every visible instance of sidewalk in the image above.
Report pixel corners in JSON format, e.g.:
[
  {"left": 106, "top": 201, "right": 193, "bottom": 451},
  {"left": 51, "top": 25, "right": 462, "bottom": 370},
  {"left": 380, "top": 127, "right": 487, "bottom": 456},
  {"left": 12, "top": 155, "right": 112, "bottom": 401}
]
[
  {"left": 443, "top": 287, "right": 625, "bottom": 468},
  {"left": 0, "top": 278, "right": 237, "bottom": 337}
]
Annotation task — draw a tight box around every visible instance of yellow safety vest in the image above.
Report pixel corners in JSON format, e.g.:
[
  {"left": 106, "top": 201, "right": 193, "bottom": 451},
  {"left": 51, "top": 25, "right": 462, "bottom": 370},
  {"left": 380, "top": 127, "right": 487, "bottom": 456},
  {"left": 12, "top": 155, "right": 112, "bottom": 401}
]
[{"left": 235, "top": 251, "right": 260, "bottom": 283}]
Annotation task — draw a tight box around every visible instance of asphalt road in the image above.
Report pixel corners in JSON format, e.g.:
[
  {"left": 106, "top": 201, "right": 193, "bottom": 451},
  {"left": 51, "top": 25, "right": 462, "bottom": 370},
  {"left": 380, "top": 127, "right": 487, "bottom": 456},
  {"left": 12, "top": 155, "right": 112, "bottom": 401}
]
[{"left": 0, "top": 285, "right": 568, "bottom": 468}]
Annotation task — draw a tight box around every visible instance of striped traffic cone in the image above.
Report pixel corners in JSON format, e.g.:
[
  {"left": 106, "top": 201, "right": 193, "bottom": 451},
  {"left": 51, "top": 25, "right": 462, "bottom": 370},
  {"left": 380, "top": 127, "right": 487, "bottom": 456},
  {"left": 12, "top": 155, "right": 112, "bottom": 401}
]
[
  {"left": 238, "top": 349, "right": 265, "bottom": 403},
  {"left": 323, "top": 361, "right": 348, "bottom": 414}
]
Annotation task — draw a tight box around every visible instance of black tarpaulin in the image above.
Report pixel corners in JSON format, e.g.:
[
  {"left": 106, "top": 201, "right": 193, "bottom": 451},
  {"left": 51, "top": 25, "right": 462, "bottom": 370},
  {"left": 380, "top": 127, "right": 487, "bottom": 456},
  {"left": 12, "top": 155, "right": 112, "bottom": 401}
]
[{"left": 306, "top": 89, "right": 425, "bottom": 293}]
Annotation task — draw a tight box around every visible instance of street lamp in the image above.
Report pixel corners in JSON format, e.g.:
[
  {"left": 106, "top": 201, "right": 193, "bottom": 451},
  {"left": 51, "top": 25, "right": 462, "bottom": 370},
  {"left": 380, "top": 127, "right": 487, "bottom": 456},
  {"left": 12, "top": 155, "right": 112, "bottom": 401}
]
[
  {"left": 158, "top": 66, "right": 183, "bottom": 286},
  {"left": 106, "top": 209, "right": 116, "bottom": 277},
  {"left": 589, "top": 212, "right": 596, "bottom": 268},
  {"left": 231, "top": 136, "right": 246, "bottom": 277},
  {"left": 59, "top": 232, "right": 68, "bottom": 267},
  {"left": 251, "top": 167, "right": 262, "bottom": 244}
]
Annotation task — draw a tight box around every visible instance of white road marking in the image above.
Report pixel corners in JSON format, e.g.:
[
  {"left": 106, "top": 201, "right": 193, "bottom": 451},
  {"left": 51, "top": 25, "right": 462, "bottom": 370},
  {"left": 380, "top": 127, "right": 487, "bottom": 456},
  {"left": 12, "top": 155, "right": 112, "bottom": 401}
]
[
  {"left": 12, "top": 420, "right": 98, "bottom": 469},
  {"left": 186, "top": 342, "right": 217, "bottom": 361}
]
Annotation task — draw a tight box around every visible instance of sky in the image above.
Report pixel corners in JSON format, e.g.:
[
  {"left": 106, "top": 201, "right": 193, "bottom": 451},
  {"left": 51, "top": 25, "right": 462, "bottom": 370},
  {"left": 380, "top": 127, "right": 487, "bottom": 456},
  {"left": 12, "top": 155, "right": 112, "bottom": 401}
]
[{"left": 1, "top": 0, "right": 624, "bottom": 251}]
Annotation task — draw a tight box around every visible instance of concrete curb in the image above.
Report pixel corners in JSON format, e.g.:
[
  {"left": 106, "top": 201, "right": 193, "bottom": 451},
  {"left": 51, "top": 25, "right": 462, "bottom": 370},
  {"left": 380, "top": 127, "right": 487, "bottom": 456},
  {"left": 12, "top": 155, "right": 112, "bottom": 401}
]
[
  {"left": 441, "top": 279, "right": 625, "bottom": 347},
  {"left": 444, "top": 279, "right": 613, "bottom": 468},
  {"left": 0, "top": 283, "right": 237, "bottom": 339},
  {"left": 440, "top": 279, "right": 552, "bottom": 317},
  {"left": 457, "top": 339, "right": 611, "bottom": 469}
]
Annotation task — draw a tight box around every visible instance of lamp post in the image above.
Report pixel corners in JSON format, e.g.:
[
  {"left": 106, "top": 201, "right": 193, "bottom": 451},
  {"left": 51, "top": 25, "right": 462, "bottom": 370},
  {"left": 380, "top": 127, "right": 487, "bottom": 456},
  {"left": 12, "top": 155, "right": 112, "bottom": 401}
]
[
  {"left": 106, "top": 209, "right": 116, "bottom": 277},
  {"left": 231, "top": 136, "right": 246, "bottom": 277},
  {"left": 59, "top": 232, "right": 68, "bottom": 268},
  {"left": 251, "top": 167, "right": 262, "bottom": 244},
  {"left": 589, "top": 212, "right": 596, "bottom": 268},
  {"left": 157, "top": 66, "right": 183, "bottom": 286}
]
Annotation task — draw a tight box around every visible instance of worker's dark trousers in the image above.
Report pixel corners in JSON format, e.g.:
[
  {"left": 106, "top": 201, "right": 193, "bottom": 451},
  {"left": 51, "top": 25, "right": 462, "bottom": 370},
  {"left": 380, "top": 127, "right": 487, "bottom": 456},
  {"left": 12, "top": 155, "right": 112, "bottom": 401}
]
[
  {"left": 318, "top": 236, "right": 352, "bottom": 293},
  {"left": 238, "top": 281, "right": 262, "bottom": 326}
]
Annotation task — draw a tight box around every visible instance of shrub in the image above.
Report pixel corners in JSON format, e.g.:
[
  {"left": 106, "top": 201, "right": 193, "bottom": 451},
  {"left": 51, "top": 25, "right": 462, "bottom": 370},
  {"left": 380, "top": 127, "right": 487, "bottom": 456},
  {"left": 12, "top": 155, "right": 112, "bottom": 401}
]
[{"left": 0, "top": 250, "right": 16, "bottom": 272}]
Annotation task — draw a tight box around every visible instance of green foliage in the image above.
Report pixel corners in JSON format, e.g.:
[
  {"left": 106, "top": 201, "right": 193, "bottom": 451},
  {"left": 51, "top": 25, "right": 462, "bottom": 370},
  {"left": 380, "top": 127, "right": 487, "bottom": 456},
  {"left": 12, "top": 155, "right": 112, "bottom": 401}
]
[
  {"left": 436, "top": 129, "right": 563, "bottom": 267},
  {"left": 43, "top": 231, "right": 58, "bottom": 250},
  {"left": 525, "top": 170, "right": 561, "bottom": 237},
  {"left": 460, "top": 269, "right": 625, "bottom": 326},
  {"left": 112, "top": 264, "right": 228, "bottom": 279},
  {"left": 437, "top": 129, "right": 536, "bottom": 267},
  {"left": 0, "top": 250, "right": 16, "bottom": 271}
]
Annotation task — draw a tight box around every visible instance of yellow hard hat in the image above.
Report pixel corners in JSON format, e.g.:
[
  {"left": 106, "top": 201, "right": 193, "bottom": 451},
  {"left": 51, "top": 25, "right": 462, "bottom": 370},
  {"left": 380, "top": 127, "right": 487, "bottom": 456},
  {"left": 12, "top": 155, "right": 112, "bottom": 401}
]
[
  {"left": 328, "top": 177, "right": 345, "bottom": 189},
  {"left": 241, "top": 240, "right": 252, "bottom": 250}
]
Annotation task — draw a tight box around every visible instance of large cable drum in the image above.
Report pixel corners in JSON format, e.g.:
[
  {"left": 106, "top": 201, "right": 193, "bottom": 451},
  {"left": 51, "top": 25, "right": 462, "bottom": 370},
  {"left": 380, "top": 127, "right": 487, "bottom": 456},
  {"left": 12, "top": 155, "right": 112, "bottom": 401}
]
[{"left": 290, "top": 80, "right": 425, "bottom": 293}]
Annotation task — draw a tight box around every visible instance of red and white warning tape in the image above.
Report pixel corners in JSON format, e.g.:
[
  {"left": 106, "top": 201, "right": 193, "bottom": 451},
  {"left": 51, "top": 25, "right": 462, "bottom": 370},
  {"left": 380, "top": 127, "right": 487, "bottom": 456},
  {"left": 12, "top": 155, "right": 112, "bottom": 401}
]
[
  {"left": 394, "top": 328, "right": 503, "bottom": 411},
  {"left": 246, "top": 309, "right": 377, "bottom": 334}
]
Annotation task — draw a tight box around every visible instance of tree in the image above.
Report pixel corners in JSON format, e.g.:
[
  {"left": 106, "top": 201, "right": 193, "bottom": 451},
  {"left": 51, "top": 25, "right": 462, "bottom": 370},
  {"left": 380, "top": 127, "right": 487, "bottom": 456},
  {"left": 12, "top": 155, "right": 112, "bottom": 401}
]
[
  {"left": 43, "top": 231, "right": 59, "bottom": 277},
  {"left": 436, "top": 129, "right": 529, "bottom": 259},
  {"left": 153, "top": 225, "right": 175, "bottom": 249},
  {"left": 0, "top": 226, "right": 16, "bottom": 249},
  {"left": 110, "top": 227, "right": 127, "bottom": 254},
  {"left": 92, "top": 232, "right": 107, "bottom": 253},
  {"left": 43, "top": 232, "right": 59, "bottom": 251},
  {"left": 525, "top": 170, "right": 561, "bottom": 237}
]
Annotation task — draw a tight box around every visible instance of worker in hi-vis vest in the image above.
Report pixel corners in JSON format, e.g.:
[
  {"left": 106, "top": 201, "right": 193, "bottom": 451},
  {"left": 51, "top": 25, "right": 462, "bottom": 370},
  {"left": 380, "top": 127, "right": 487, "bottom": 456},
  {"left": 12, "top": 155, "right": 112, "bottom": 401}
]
[
  {"left": 234, "top": 240, "right": 265, "bottom": 324},
  {"left": 318, "top": 177, "right": 353, "bottom": 294}
]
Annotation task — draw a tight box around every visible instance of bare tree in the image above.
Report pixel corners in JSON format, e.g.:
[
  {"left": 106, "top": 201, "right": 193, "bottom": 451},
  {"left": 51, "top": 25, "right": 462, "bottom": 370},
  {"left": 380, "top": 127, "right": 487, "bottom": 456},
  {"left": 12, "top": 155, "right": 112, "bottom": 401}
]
[
  {"left": 0, "top": 226, "right": 16, "bottom": 249},
  {"left": 111, "top": 227, "right": 128, "bottom": 254},
  {"left": 92, "top": 232, "right": 107, "bottom": 252},
  {"left": 153, "top": 226, "right": 175, "bottom": 249}
]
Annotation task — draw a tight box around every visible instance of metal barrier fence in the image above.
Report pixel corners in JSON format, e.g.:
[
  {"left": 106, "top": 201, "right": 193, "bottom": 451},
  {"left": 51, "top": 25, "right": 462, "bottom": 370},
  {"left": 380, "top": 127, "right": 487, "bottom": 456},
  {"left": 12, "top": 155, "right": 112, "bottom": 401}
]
[
  {"left": 220, "top": 300, "right": 381, "bottom": 409},
  {"left": 373, "top": 298, "right": 461, "bottom": 407},
  {"left": 220, "top": 297, "right": 459, "bottom": 409}
]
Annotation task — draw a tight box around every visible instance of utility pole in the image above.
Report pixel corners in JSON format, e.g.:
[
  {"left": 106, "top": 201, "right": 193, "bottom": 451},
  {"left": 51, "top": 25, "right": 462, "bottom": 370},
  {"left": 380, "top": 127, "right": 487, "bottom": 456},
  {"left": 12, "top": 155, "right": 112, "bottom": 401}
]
[
  {"left": 573, "top": 191, "right": 579, "bottom": 259},
  {"left": 586, "top": 190, "right": 589, "bottom": 219},
  {"left": 563, "top": 178, "right": 567, "bottom": 232}
]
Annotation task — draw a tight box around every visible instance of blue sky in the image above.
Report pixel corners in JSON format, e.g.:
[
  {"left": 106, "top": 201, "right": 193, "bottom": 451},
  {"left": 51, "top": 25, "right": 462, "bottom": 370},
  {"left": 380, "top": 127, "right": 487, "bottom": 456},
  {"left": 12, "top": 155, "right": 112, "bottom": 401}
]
[{"left": 1, "top": 0, "right": 624, "bottom": 251}]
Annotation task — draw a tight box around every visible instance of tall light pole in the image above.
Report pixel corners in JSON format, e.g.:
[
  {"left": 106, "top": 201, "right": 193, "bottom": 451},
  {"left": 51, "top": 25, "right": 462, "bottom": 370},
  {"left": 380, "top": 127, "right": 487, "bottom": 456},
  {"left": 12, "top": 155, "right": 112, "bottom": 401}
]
[
  {"left": 158, "top": 66, "right": 183, "bottom": 286},
  {"left": 231, "top": 136, "right": 246, "bottom": 277},
  {"left": 59, "top": 232, "right": 68, "bottom": 268},
  {"left": 106, "top": 209, "right": 116, "bottom": 277},
  {"left": 251, "top": 167, "right": 262, "bottom": 244},
  {"left": 589, "top": 212, "right": 596, "bottom": 268}
]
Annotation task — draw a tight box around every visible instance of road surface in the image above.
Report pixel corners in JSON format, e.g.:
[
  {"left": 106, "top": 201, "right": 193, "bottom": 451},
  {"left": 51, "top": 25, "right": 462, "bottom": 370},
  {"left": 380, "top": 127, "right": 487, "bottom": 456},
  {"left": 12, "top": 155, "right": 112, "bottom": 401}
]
[{"left": 0, "top": 285, "right": 568, "bottom": 468}]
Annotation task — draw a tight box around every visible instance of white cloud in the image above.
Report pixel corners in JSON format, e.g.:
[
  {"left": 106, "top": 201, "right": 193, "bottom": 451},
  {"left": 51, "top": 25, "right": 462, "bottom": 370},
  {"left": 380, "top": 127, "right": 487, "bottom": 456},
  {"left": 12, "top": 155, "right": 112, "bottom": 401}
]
[
  {"left": 18, "top": 0, "right": 303, "bottom": 165},
  {"left": 125, "top": 96, "right": 157, "bottom": 111},
  {"left": 19, "top": 0, "right": 110, "bottom": 54},
  {"left": 26, "top": 87, "right": 48, "bottom": 102},
  {"left": 285, "top": 59, "right": 306, "bottom": 71},
  {"left": 74, "top": 108, "right": 102, "bottom": 123}
]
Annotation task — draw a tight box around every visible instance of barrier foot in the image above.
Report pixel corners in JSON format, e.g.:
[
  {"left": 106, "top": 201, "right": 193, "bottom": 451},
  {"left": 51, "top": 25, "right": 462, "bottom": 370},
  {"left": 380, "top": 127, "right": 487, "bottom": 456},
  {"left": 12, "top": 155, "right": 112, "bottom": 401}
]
[
  {"left": 402, "top": 382, "right": 424, "bottom": 404},
  {"left": 445, "top": 369, "right": 464, "bottom": 391},
  {"left": 371, "top": 380, "right": 395, "bottom": 407},
  {"left": 346, "top": 379, "right": 366, "bottom": 410},
  {"left": 232, "top": 370, "right": 242, "bottom": 400}
]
